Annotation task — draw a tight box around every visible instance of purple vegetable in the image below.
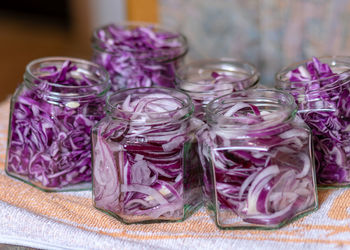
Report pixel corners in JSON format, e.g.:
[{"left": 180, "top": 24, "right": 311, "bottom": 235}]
[
  {"left": 6, "top": 58, "right": 109, "bottom": 190},
  {"left": 175, "top": 59, "right": 259, "bottom": 118},
  {"left": 92, "top": 87, "right": 202, "bottom": 223},
  {"left": 92, "top": 23, "right": 188, "bottom": 91},
  {"left": 276, "top": 56, "right": 350, "bottom": 186},
  {"left": 197, "top": 90, "right": 317, "bottom": 228}
]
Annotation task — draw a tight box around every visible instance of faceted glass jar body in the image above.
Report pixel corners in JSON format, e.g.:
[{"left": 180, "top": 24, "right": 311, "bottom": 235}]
[
  {"left": 5, "top": 57, "right": 110, "bottom": 192},
  {"left": 92, "top": 87, "right": 202, "bottom": 224},
  {"left": 276, "top": 56, "right": 350, "bottom": 187},
  {"left": 175, "top": 58, "right": 259, "bottom": 119},
  {"left": 197, "top": 89, "right": 318, "bottom": 229},
  {"left": 92, "top": 22, "right": 188, "bottom": 91}
]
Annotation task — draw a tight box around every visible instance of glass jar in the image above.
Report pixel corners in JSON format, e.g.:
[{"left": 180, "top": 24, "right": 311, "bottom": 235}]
[
  {"left": 276, "top": 56, "right": 350, "bottom": 187},
  {"left": 5, "top": 57, "right": 110, "bottom": 192},
  {"left": 92, "top": 87, "right": 202, "bottom": 224},
  {"left": 197, "top": 89, "right": 318, "bottom": 229},
  {"left": 175, "top": 58, "right": 259, "bottom": 119},
  {"left": 92, "top": 22, "right": 188, "bottom": 91}
]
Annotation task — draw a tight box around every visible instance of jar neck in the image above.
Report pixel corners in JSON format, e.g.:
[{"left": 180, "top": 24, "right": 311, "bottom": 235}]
[
  {"left": 206, "top": 89, "right": 297, "bottom": 136},
  {"left": 106, "top": 87, "right": 193, "bottom": 125},
  {"left": 24, "top": 57, "right": 110, "bottom": 102}
]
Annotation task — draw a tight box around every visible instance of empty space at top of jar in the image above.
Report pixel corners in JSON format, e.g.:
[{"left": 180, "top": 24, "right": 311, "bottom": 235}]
[
  {"left": 6, "top": 57, "right": 110, "bottom": 191},
  {"left": 175, "top": 58, "right": 259, "bottom": 118},
  {"left": 92, "top": 22, "right": 188, "bottom": 90},
  {"left": 197, "top": 89, "right": 317, "bottom": 229},
  {"left": 275, "top": 56, "right": 350, "bottom": 187}
]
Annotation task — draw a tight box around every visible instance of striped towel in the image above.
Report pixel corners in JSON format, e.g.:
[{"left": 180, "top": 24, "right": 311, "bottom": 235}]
[{"left": 0, "top": 98, "right": 350, "bottom": 250}]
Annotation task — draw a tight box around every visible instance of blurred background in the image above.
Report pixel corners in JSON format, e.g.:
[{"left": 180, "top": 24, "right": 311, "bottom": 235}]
[
  {"left": 1, "top": 0, "right": 350, "bottom": 102},
  {"left": 0, "top": 0, "right": 154, "bottom": 102}
]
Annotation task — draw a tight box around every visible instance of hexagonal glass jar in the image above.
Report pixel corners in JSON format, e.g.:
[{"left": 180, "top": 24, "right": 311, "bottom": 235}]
[
  {"left": 5, "top": 57, "right": 110, "bottom": 192},
  {"left": 92, "top": 87, "right": 202, "bottom": 224},
  {"left": 197, "top": 89, "right": 318, "bottom": 229},
  {"left": 92, "top": 22, "right": 188, "bottom": 91},
  {"left": 276, "top": 56, "right": 350, "bottom": 188}
]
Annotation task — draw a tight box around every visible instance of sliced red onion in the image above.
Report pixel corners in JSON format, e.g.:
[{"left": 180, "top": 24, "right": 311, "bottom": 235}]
[
  {"left": 197, "top": 96, "right": 317, "bottom": 228},
  {"left": 92, "top": 88, "right": 202, "bottom": 222},
  {"left": 175, "top": 59, "right": 259, "bottom": 119}
]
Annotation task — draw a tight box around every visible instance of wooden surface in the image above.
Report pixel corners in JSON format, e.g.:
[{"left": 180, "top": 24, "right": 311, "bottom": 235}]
[
  {"left": 0, "top": 14, "right": 91, "bottom": 103},
  {"left": 127, "top": 0, "right": 158, "bottom": 23}
]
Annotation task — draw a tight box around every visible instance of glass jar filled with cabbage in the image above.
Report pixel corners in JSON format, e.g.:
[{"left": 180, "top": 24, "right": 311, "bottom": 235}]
[
  {"left": 276, "top": 56, "right": 350, "bottom": 187},
  {"left": 5, "top": 57, "right": 110, "bottom": 191},
  {"left": 92, "top": 22, "right": 188, "bottom": 91},
  {"left": 197, "top": 89, "right": 318, "bottom": 229}
]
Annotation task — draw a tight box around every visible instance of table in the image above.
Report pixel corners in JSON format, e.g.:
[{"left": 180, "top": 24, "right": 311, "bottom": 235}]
[{"left": 0, "top": 99, "right": 350, "bottom": 250}]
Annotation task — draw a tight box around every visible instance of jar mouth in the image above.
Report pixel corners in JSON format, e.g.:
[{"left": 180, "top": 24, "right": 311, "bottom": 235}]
[
  {"left": 175, "top": 58, "right": 259, "bottom": 97},
  {"left": 25, "top": 57, "right": 110, "bottom": 89},
  {"left": 275, "top": 56, "right": 350, "bottom": 92},
  {"left": 91, "top": 22, "right": 188, "bottom": 62},
  {"left": 206, "top": 89, "right": 297, "bottom": 131},
  {"left": 24, "top": 57, "right": 110, "bottom": 100},
  {"left": 106, "top": 87, "right": 194, "bottom": 124}
]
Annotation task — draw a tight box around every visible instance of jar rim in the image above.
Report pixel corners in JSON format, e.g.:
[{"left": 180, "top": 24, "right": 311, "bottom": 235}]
[
  {"left": 175, "top": 58, "right": 260, "bottom": 93},
  {"left": 275, "top": 56, "right": 350, "bottom": 92},
  {"left": 206, "top": 89, "right": 297, "bottom": 131},
  {"left": 91, "top": 22, "right": 188, "bottom": 62},
  {"left": 24, "top": 56, "right": 110, "bottom": 90},
  {"left": 106, "top": 87, "right": 194, "bottom": 124}
]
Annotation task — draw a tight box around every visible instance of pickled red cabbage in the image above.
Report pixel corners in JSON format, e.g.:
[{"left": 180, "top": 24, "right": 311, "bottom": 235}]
[
  {"left": 285, "top": 57, "right": 350, "bottom": 185},
  {"left": 6, "top": 60, "right": 107, "bottom": 189},
  {"left": 92, "top": 24, "right": 187, "bottom": 91}
]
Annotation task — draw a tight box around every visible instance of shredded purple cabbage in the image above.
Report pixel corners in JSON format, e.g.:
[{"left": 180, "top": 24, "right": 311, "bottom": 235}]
[
  {"left": 92, "top": 89, "right": 202, "bottom": 223},
  {"left": 285, "top": 57, "right": 350, "bottom": 185},
  {"left": 197, "top": 100, "right": 317, "bottom": 227},
  {"left": 92, "top": 24, "right": 187, "bottom": 91},
  {"left": 6, "top": 60, "right": 107, "bottom": 190}
]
